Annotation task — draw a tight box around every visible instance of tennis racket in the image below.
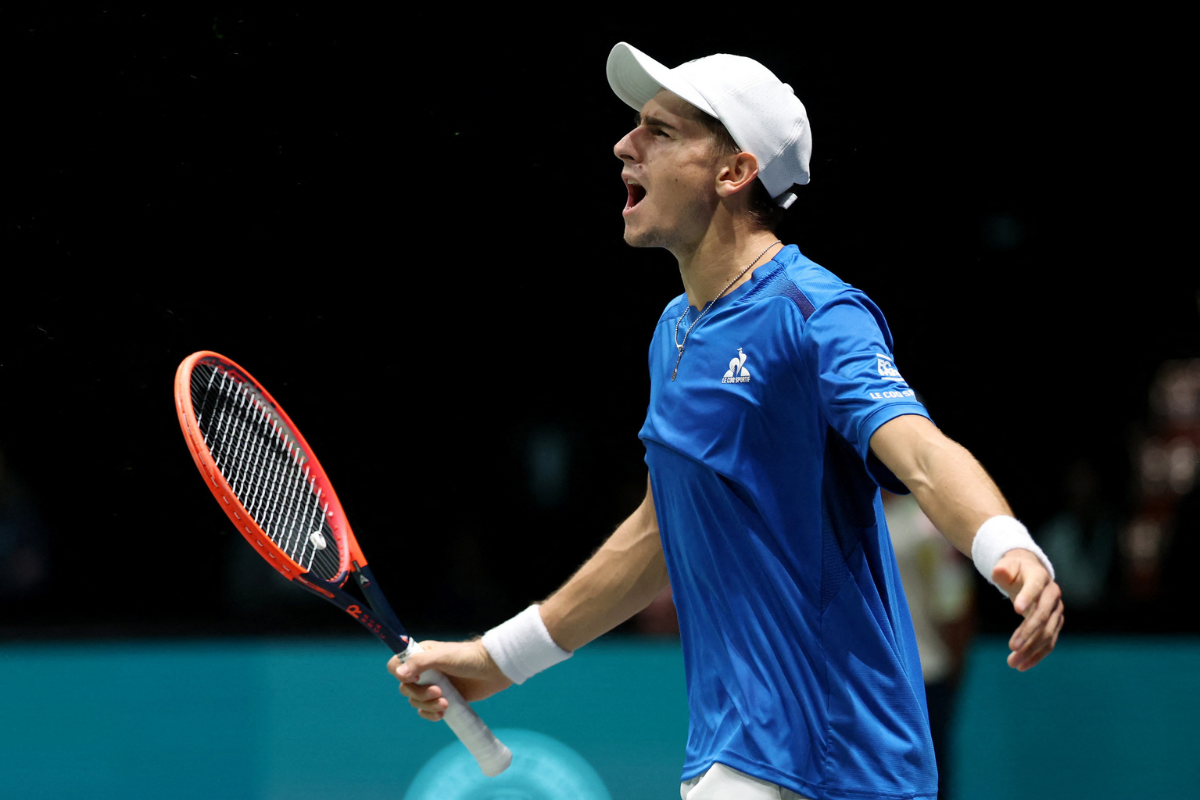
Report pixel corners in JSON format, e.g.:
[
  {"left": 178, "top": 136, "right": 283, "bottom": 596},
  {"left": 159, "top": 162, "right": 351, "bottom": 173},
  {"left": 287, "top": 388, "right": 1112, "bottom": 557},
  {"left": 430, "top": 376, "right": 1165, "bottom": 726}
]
[{"left": 174, "top": 350, "right": 512, "bottom": 777}]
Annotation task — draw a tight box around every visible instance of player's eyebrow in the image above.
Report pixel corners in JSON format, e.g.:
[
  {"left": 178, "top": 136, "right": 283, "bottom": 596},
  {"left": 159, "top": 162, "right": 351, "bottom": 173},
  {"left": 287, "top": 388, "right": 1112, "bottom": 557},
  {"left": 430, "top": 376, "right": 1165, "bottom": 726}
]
[{"left": 635, "top": 113, "right": 678, "bottom": 131}]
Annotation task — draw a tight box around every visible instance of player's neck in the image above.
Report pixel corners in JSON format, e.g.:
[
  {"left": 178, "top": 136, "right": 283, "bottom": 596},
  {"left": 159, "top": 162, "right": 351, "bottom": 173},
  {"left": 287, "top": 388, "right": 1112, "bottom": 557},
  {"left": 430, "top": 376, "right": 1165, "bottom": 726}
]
[{"left": 674, "top": 222, "right": 783, "bottom": 311}]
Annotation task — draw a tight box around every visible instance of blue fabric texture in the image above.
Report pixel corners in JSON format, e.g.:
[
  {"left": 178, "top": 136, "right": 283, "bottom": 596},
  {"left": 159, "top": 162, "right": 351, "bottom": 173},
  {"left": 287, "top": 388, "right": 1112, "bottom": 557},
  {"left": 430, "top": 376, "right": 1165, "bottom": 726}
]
[{"left": 639, "top": 245, "right": 937, "bottom": 800}]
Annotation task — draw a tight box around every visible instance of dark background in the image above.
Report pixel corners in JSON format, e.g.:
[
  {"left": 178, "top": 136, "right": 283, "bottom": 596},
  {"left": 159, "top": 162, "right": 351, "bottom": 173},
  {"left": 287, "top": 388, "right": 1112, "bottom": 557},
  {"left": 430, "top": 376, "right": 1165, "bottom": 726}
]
[{"left": 3, "top": 9, "right": 1195, "bottom": 639}]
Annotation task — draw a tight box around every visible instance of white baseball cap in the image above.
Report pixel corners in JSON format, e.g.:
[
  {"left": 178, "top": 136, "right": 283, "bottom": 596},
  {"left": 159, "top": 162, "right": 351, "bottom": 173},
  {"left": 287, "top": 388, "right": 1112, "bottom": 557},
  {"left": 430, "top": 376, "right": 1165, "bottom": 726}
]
[{"left": 606, "top": 42, "right": 812, "bottom": 209}]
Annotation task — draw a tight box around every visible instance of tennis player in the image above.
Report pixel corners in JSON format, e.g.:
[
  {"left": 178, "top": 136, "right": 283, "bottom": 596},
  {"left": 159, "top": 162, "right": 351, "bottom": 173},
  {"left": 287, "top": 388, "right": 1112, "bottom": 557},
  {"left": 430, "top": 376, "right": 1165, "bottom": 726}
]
[{"left": 392, "top": 43, "right": 1064, "bottom": 800}]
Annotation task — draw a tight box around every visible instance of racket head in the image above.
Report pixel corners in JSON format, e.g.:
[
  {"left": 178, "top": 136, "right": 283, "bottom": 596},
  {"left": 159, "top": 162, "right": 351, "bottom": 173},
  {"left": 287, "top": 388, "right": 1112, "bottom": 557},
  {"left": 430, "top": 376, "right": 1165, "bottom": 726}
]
[{"left": 174, "top": 351, "right": 362, "bottom": 593}]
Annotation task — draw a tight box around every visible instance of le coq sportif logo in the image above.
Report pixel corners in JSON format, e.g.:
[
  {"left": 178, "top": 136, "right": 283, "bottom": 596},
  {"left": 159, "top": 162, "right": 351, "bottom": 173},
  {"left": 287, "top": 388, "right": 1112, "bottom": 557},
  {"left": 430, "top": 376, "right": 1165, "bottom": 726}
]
[{"left": 722, "top": 348, "right": 751, "bottom": 384}]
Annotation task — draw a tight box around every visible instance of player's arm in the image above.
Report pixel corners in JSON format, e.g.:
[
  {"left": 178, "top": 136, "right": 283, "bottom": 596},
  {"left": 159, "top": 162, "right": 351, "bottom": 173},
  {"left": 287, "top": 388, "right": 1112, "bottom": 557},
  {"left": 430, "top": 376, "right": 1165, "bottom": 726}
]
[
  {"left": 869, "top": 414, "right": 1064, "bottom": 671},
  {"left": 390, "top": 475, "right": 669, "bottom": 719},
  {"left": 538, "top": 474, "right": 669, "bottom": 650}
]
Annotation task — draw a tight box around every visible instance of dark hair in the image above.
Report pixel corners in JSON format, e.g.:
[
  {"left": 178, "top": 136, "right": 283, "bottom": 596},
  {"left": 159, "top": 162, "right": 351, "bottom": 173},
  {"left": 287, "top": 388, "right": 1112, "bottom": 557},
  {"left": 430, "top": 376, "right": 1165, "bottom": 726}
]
[{"left": 695, "top": 113, "right": 789, "bottom": 232}]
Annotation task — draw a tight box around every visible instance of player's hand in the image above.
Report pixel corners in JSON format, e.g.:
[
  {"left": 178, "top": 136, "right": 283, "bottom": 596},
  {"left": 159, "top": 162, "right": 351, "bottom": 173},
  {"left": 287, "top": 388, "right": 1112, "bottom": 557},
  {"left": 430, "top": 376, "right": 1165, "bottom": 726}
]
[
  {"left": 992, "top": 549, "right": 1065, "bottom": 672},
  {"left": 388, "top": 640, "right": 514, "bottom": 721}
]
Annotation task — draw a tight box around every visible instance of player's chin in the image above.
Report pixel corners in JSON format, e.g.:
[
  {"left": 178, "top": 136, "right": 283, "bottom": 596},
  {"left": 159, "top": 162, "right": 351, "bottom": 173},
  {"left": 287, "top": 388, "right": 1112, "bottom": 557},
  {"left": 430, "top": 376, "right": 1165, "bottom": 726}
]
[{"left": 622, "top": 223, "right": 665, "bottom": 249}]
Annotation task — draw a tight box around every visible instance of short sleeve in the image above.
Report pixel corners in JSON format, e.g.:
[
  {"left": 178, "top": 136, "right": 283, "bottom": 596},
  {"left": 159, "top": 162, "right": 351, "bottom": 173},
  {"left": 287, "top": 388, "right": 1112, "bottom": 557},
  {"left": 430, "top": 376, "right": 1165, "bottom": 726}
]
[{"left": 802, "top": 291, "right": 930, "bottom": 492}]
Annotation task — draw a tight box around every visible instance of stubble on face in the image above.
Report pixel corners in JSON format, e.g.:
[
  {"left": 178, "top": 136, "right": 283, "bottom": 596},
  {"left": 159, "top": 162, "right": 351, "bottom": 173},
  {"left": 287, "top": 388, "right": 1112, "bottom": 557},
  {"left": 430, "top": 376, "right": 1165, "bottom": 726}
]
[
  {"left": 623, "top": 217, "right": 679, "bottom": 250},
  {"left": 623, "top": 198, "right": 713, "bottom": 254}
]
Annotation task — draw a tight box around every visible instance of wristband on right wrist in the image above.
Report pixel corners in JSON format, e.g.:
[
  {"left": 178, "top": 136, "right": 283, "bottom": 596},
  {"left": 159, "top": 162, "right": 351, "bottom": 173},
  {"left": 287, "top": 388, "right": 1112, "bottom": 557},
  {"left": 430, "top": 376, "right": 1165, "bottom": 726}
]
[
  {"left": 481, "top": 604, "right": 573, "bottom": 685},
  {"left": 971, "top": 515, "right": 1055, "bottom": 595}
]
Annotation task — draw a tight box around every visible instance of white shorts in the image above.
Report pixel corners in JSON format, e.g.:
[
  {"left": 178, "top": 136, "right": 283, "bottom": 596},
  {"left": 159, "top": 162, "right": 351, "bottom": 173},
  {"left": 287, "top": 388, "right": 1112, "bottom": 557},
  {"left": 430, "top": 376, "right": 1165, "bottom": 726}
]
[{"left": 680, "top": 763, "right": 813, "bottom": 800}]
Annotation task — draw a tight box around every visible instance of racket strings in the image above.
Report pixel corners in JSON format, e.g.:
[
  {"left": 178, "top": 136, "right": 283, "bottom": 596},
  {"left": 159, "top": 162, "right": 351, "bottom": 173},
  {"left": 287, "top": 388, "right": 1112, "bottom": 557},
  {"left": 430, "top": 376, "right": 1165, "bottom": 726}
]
[{"left": 192, "top": 363, "right": 343, "bottom": 581}]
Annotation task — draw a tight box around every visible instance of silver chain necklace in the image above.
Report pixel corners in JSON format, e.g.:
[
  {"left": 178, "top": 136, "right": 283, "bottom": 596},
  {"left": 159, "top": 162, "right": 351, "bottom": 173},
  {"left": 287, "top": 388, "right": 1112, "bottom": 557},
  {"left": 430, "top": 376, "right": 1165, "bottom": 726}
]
[{"left": 671, "top": 240, "right": 781, "bottom": 381}]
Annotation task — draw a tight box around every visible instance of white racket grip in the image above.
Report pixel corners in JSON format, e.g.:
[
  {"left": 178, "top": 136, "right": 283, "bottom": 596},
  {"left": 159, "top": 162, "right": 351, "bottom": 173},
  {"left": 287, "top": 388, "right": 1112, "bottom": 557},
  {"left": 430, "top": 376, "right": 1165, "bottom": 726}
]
[{"left": 403, "top": 640, "right": 513, "bottom": 777}]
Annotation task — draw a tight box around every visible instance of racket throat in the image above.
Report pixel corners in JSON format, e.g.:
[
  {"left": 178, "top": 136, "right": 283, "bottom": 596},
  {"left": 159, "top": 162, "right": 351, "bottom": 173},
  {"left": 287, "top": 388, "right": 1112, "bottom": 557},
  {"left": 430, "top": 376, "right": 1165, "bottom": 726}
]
[
  {"left": 293, "top": 568, "right": 410, "bottom": 654},
  {"left": 339, "top": 595, "right": 409, "bottom": 654},
  {"left": 351, "top": 561, "right": 408, "bottom": 641}
]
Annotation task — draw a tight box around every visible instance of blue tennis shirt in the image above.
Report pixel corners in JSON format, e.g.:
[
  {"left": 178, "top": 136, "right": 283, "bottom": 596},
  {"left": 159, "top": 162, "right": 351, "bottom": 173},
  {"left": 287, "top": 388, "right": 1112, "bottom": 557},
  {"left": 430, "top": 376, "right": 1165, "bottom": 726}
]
[{"left": 639, "top": 245, "right": 937, "bottom": 800}]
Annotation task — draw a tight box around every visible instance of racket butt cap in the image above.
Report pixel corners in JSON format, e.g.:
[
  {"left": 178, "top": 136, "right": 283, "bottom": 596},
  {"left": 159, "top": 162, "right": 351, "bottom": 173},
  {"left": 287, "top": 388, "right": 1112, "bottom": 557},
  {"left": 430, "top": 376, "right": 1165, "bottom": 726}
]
[{"left": 479, "top": 744, "right": 513, "bottom": 777}]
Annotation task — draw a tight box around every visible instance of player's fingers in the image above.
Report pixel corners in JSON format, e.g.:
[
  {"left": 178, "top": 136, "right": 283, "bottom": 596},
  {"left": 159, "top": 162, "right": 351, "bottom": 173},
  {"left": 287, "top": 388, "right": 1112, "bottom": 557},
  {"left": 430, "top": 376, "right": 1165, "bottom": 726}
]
[
  {"left": 408, "top": 694, "right": 449, "bottom": 713},
  {"left": 399, "top": 680, "right": 450, "bottom": 720},
  {"left": 1009, "top": 581, "right": 1060, "bottom": 650},
  {"left": 388, "top": 646, "right": 445, "bottom": 683},
  {"left": 394, "top": 640, "right": 450, "bottom": 682},
  {"left": 1010, "top": 611, "right": 1051, "bottom": 660},
  {"left": 1013, "top": 567, "right": 1051, "bottom": 617},
  {"left": 1008, "top": 626, "right": 1058, "bottom": 671},
  {"left": 1008, "top": 606, "right": 1064, "bottom": 671},
  {"left": 407, "top": 692, "right": 449, "bottom": 715},
  {"left": 398, "top": 681, "right": 442, "bottom": 702},
  {"left": 1008, "top": 585, "right": 1056, "bottom": 652}
]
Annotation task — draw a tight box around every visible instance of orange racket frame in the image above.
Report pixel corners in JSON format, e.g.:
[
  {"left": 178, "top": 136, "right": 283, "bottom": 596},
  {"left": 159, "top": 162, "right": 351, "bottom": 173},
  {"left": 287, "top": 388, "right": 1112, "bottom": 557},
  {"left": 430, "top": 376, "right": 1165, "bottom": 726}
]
[{"left": 174, "top": 350, "right": 370, "bottom": 597}]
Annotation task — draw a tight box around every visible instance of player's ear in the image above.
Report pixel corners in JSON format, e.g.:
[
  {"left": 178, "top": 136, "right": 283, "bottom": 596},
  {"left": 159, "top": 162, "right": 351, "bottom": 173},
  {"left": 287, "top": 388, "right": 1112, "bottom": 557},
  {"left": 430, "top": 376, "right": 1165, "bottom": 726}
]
[{"left": 715, "top": 151, "right": 760, "bottom": 199}]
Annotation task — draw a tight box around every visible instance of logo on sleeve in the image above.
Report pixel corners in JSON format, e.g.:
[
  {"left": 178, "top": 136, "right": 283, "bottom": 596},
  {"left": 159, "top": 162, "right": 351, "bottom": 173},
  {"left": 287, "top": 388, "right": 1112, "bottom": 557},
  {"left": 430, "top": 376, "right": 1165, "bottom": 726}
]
[
  {"left": 870, "top": 353, "right": 916, "bottom": 400},
  {"left": 876, "top": 354, "right": 903, "bottom": 381},
  {"left": 722, "top": 347, "right": 751, "bottom": 384}
]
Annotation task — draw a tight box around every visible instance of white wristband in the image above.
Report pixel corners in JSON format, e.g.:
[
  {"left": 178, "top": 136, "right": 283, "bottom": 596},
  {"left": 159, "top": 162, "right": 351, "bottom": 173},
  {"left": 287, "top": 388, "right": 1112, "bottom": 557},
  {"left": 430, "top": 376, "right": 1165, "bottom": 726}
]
[
  {"left": 481, "top": 605, "right": 573, "bottom": 685},
  {"left": 971, "top": 515, "right": 1056, "bottom": 595}
]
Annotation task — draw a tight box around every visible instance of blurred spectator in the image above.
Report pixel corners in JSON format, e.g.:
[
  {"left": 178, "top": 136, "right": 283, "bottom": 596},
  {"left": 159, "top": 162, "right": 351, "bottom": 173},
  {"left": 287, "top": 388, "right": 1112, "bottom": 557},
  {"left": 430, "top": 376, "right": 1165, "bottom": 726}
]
[
  {"left": 1144, "top": 359, "right": 1200, "bottom": 629},
  {"left": 1161, "top": 473, "right": 1200, "bottom": 630},
  {"left": 883, "top": 491, "right": 974, "bottom": 800},
  {"left": 0, "top": 447, "right": 49, "bottom": 601},
  {"left": 634, "top": 585, "right": 680, "bottom": 636},
  {"left": 1037, "top": 459, "right": 1118, "bottom": 621},
  {"left": 1120, "top": 360, "right": 1200, "bottom": 621}
]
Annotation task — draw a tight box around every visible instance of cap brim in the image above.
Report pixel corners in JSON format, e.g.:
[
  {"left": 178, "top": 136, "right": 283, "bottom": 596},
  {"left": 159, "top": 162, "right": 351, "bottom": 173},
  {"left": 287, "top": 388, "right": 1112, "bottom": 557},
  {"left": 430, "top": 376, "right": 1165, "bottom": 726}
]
[{"left": 606, "top": 42, "right": 716, "bottom": 117}]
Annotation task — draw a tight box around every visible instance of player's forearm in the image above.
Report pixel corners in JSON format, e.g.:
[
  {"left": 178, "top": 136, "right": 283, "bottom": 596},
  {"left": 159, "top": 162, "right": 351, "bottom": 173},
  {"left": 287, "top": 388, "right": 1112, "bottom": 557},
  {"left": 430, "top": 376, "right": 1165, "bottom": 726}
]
[
  {"left": 908, "top": 438, "right": 1011, "bottom": 555},
  {"left": 539, "top": 482, "right": 668, "bottom": 652},
  {"left": 871, "top": 415, "right": 1010, "bottom": 556}
]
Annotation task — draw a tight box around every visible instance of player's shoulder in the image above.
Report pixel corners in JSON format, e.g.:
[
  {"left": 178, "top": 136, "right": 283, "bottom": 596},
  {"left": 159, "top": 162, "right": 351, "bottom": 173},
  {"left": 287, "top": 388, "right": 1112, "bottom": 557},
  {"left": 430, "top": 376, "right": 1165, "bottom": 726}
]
[
  {"left": 655, "top": 293, "right": 690, "bottom": 325},
  {"left": 741, "top": 245, "right": 870, "bottom": 319}
]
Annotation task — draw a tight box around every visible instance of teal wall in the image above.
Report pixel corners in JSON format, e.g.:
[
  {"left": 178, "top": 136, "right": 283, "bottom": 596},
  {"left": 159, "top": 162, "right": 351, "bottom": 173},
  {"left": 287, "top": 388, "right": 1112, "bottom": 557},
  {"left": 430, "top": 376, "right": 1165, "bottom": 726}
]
[
  {"left": 1, "top": 637, "right": 1196, "bottom": 799},
  {"left": 953, "top": 638, "right": 1200, "bottom": 798}
]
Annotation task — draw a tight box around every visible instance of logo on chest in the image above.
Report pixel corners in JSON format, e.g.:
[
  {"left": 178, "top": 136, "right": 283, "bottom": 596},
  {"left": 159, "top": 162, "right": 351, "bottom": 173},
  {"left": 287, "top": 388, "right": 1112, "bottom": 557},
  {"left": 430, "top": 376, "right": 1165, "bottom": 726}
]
[{"left": 721, "top": 347, "right": 752, "bottom": 384}]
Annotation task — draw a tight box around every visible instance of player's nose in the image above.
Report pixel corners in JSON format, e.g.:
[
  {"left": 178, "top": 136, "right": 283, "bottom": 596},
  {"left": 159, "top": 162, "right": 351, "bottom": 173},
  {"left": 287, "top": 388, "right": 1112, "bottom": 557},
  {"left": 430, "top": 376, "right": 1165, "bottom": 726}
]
[{"left": 614, "top": 128, "right": 638, "bottom": 162}]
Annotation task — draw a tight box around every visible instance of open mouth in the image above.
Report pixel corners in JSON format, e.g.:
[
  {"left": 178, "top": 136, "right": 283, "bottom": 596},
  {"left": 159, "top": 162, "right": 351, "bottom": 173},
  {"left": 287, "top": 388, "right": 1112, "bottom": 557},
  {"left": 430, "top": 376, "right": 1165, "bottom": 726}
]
[{"left": 626, "top": 181, "right": 647, "bottom": 211}]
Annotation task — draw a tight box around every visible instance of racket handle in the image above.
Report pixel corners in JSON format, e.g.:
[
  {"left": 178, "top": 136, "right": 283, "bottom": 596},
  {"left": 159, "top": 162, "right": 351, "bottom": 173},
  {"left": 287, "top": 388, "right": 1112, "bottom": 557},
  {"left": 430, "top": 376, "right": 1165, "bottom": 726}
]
[{"left": 406, "top": 641, "right": 513, "bottom": 777}]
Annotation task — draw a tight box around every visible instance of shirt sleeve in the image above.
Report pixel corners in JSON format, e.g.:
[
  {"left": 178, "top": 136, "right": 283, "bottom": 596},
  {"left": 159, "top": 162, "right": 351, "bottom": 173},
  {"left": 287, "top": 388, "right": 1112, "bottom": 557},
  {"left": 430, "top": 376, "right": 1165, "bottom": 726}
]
[{"left": 802, "top": 290, "right": 930, "bottom": 493}]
